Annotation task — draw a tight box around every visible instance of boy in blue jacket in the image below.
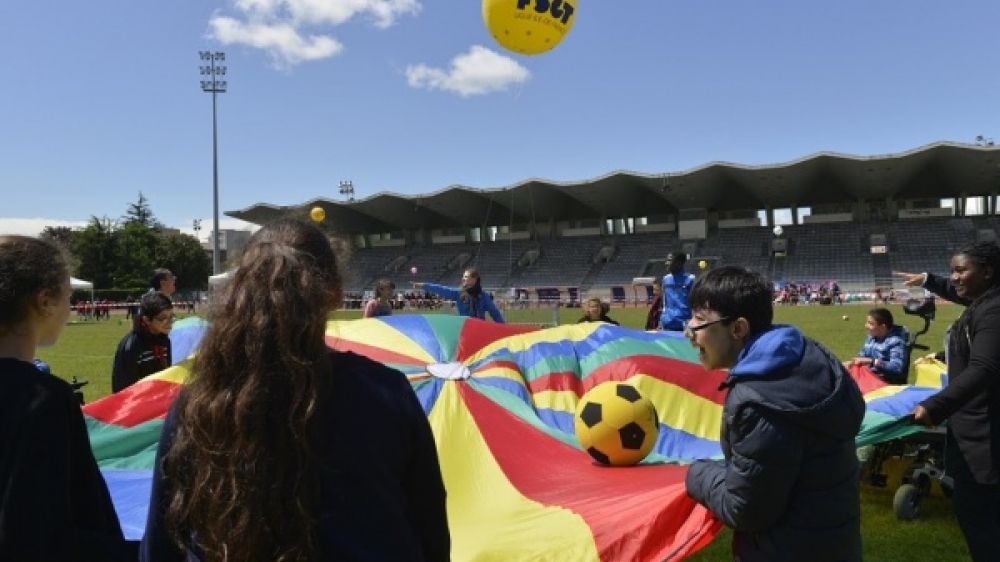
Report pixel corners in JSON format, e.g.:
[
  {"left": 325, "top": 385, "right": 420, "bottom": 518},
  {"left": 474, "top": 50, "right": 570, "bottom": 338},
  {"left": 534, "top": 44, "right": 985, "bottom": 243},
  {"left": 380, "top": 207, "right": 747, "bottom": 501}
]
[
  {"left": 844, "top": 307, "right": 910, "bottom": 383},
  {"left": 683, "top": 266, "right": 865, "bottom": 561}
]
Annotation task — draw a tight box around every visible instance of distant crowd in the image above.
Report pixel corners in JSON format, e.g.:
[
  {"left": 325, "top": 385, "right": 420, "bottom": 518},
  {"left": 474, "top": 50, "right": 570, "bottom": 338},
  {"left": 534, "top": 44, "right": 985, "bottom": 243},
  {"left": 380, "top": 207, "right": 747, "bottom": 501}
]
[
  {"left": 70, "top": 297, "right": 197, "bottom": 320},
  {"left": 341, "top": 291, "right": 446, "bottom": 311}
]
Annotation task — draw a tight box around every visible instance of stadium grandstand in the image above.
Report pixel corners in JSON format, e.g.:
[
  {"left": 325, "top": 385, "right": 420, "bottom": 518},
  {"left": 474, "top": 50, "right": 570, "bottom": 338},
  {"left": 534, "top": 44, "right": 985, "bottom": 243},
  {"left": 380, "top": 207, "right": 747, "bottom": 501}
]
[{"left": 227, "top": 141, "right": 1000, "bottom": 307}]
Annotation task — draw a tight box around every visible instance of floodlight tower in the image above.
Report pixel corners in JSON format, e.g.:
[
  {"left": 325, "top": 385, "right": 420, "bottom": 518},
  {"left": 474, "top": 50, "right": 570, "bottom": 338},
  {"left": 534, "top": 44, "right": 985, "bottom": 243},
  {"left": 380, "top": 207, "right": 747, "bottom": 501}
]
[
  {"left": 339, "top": 180, "right": 355, "bottom": 201},
  {"left": 199, "top": 51, "right": 227, "bottom": 274}
]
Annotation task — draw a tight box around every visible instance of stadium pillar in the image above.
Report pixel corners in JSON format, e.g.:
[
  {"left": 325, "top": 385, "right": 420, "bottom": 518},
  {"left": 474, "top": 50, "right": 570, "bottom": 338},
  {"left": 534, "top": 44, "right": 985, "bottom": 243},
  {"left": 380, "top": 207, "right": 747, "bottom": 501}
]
[
  {"left": 854, "top": 200, "right": 866, "bottom": 221},
  {"left": 886, "top": 199, "right": 898, "bottom": 218}
]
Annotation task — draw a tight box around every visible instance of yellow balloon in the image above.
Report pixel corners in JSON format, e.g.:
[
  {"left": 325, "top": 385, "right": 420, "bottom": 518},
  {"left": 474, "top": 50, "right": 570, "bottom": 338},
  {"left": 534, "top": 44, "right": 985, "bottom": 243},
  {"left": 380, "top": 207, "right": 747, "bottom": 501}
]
[
  {"left": 310, "top": 206, "right": 326, "bottom": 223},
  {"left": 483, "top": 0, "right": 577, "bottom": 56}
]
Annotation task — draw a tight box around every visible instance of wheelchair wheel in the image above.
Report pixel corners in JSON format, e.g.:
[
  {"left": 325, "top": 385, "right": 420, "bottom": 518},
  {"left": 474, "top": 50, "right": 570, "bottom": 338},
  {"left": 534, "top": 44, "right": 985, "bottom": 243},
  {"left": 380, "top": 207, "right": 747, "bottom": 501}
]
[{"left": 893, "top": 483, "right": 921, "bottom": 520}]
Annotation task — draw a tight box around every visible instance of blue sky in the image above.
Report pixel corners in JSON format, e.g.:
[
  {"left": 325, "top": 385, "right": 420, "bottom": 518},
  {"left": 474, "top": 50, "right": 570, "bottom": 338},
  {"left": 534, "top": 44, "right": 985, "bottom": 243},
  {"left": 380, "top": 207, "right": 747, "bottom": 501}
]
[{"left": 3, "top": 0, "right": 999, "bottom": 237}]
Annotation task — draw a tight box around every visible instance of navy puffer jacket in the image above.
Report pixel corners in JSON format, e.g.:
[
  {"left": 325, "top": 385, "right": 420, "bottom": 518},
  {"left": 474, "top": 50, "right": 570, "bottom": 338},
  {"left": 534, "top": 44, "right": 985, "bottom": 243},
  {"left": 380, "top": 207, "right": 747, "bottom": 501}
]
[{"left": 686, "top": 325, "right": 865, "bottom": 562}]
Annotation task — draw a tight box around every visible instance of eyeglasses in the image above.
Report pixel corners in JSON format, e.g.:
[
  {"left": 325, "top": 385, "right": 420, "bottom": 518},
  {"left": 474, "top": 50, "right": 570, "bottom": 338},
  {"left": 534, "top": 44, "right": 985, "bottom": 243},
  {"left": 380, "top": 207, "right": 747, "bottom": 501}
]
[
  {"left": 683, "top": 317, "right": 732, "bottom": 338},
  {"left": 153, "top": 314, "right": 176, "bottom": 323}
]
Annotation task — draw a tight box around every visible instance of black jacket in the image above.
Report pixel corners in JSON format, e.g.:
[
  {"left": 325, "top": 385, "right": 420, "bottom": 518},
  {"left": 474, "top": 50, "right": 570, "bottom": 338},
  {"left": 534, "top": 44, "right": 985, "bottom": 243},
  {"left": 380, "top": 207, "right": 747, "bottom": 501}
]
[
  {"left": 111, "top": 330, "right": 172, "bottom": 393},
  {"left": 140, "top": 350, "right": 450, "bottom": 562},
  {"left": 921, "top": 274, "right": 1000, "bottom": 484},
  {"left": 686, "top": 326, "right": 865, "bottom": 562},
  {"left": 0, "top": 358, "right": 134, "bottom": 562}
]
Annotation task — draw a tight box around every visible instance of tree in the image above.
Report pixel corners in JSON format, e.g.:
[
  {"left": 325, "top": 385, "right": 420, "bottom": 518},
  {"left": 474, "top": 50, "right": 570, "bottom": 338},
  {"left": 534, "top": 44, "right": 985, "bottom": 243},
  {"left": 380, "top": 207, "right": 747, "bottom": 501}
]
[
  {"left": 157, "top": 233, "right": 211, "bottom": 292},
  {"left": 40, "top": 226, "right": 77, "bottom": 253},
  {"left": 114, "top": 221, "right": 159, "bottom": 289},
  {"left": 123, "top": 192, "right": 158, "bottom": 228},
  {"left": 72, "top": 217, "right": 117, "bottom": 288}
]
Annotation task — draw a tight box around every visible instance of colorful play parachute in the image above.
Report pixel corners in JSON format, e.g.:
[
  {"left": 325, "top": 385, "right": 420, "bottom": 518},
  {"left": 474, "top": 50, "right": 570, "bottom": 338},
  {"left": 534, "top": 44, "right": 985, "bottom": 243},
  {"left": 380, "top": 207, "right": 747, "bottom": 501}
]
[
  {"left": 852, "top": 358, "right": 947, "bottom": 445},
  {"left": 84, "top": 316, "right": 944, "bottom": 560}
]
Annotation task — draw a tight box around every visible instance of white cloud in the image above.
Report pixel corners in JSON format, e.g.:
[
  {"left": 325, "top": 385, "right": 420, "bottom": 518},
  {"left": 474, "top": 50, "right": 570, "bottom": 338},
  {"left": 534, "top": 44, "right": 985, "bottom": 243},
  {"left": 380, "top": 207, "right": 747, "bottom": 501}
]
[
  {"left": 405, "top": 45, "right": 530, "bottom": 97},
  {"left": 211, "top": 0, "right": 421, "bottom": 66},
  {"left": 210, "top": 17, "right": 343, "bottom": 66},
  {"left": 0, "top": 218, "right": 88, "bottom": 237}
]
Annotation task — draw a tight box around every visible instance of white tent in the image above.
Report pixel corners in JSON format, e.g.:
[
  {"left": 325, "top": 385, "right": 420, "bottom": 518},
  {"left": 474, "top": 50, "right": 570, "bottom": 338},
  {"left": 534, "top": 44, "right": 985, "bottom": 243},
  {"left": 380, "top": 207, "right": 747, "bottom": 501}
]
[
  {"left": 69, "top": 277, "right": 93, "bottom": 290},
  {"left": 70, "top": 277, "right": 95, "bottom": 306},
  {"left": 208, "top": 271, "right": 233, "bottom": 287}
]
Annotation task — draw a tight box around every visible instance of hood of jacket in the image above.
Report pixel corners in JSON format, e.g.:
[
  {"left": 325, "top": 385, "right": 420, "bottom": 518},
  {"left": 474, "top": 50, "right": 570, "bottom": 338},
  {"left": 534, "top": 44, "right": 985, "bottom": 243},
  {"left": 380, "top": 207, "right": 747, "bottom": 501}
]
[
  {"left": 727, "top": 324, "right": 864, "bottom": 441},
  {"left": 884, "top": 324, "right": 908, "bottom": 341}
]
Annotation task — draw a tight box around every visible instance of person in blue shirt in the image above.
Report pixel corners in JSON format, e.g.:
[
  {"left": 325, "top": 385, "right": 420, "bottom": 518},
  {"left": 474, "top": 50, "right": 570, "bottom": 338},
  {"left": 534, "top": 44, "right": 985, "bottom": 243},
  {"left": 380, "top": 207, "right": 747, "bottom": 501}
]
[
  {"left": 660, "top": 251, "right": 695, "bottom": 331},
  {"left": 684, "top": 266, "right": 865, "bottom": 561},
  {"left": 413, "top": 268, "right": 505, "bottom": 322},
  {"left": 844, "top": 307, "right": 910, "bottom": 384}
]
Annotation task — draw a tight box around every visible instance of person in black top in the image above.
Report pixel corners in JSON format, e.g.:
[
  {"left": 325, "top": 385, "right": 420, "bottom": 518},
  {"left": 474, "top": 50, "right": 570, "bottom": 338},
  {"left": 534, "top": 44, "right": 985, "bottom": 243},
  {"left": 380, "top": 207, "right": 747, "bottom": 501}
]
[
  {"left": 148, "top": 268, "right": 176, "bottom": 297},
  {"left": 645, "top": 280, "right": 663, "bottom": 330},
  {"left": 111, "top": 292, "right": 174, "bottom": 392},
  {"left": 140, "top": 218, "right": 449, "bottom": 562},
  {"left": 578, "top": 296, "right": 619, "bottom": 325},
  {"left": 0, "top": 235, "right": 134, "bottom": 561},
  {"left": 897, "top": 241, "right": 1000, "bottom": 562}
]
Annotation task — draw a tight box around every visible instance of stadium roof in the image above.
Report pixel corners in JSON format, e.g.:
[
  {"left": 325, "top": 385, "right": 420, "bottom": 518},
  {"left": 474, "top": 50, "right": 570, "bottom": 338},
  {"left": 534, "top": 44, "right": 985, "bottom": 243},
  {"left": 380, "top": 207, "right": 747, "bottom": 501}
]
[{"left": 228, "top": 142, "right": 1000, "bottom": 234}]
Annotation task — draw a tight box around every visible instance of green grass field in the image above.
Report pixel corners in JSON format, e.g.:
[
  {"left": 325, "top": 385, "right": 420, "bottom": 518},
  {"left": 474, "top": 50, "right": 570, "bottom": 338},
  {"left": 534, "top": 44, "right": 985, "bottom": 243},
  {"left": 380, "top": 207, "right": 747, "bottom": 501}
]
[{"left": 36, "top": 303, "right": 969, "bottom": 560}]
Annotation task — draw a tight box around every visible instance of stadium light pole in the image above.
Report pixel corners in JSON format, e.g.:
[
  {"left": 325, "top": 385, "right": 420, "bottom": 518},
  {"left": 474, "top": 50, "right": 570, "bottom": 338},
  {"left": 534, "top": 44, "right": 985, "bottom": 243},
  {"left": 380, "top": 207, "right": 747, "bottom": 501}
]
[
  {"left": 199, "top": 51, "right": 227, "bottom": 274},
  {"left": 339, "top": 180, "right": 355, "bottom": 201}
]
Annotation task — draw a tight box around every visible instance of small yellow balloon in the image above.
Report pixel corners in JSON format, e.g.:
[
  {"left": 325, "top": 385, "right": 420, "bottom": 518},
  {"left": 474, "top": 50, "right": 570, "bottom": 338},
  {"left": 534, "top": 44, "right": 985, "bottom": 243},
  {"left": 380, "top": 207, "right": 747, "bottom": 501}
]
[
  {"left": 310, "top": 206, "right": 326, "bottom": 223},
  {"left": 483, "top": 0, "right": 577, "bottom": 56},
  {"left": 698, "top": 260, "right": 708, "bottom": 270}
]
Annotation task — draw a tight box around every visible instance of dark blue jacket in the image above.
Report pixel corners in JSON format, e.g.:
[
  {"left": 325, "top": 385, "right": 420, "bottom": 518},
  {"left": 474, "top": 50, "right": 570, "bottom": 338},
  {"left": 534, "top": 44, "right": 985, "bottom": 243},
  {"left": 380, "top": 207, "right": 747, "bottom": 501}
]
[
  {"left": 140, "top": 351, "right": 450, "bottom": 562},
  {"left": 0, "top": 358, "right": 135, "bottom": 562},
  {"left": 686, "top": 326, "right": 865, "bottom": 562}
]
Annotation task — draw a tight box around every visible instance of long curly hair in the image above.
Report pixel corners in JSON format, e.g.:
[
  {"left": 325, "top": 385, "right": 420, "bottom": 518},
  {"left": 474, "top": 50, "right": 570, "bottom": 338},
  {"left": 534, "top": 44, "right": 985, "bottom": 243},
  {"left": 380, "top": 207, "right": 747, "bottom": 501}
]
[{"left": 162, "top": 219, "right": 342, "bottom": 562}]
